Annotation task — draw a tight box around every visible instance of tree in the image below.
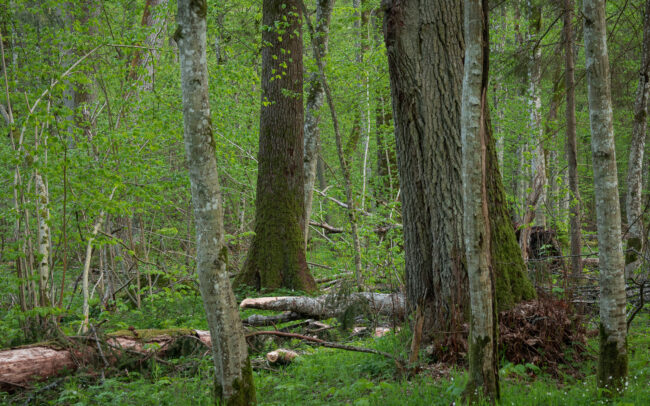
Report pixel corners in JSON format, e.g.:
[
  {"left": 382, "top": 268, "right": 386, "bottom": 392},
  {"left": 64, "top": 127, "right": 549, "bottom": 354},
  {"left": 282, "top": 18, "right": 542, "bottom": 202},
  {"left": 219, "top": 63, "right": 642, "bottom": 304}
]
[
  {"left": 564, "top": 0, "right": 583, "bottom": 279},
  {"left": 175, "top": 0, "right": 255, "bottom": 403},
  {"left": 303, "top": 0, "right": 334, "bottom": 248},
  {"left": 382, "top": 0, "right": 534, "bottom": 343},
  {"left": 625, "top": 0, "right": 650, "bottom": 266},
  {"left": 235, "top": 0, "right": 317, "bottom": 293},
  {"left": 583, "top": 0, "right": 628, "bottom": 394},
  {"left": 461, "top": 0, "right": 499, "bottom": 401}
]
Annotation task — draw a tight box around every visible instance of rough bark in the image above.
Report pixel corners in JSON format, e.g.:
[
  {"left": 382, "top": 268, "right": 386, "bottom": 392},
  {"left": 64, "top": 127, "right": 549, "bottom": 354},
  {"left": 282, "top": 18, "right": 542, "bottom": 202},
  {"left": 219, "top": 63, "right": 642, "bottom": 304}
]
[
  {"left": 382, "top": 0, "right": 534, "bottom": 343},
  {"left": 624, "top": 0, "right": 650, "bottom": 266},
  {"left": 583, "top": 0, "right": 628, "bottom": 394},
  {"left": 235, "top": 0, "right": 316, "bottom": 293},
  {"left": 240, "top": 292, "right": 405, "bottom": 319},
  {"left": 461, "top": 0, "right": 499, "bottom": 401},
  {"left": 176, "top": 1, "right": 256, "bottom": 403},
  {"left": 303, "top": 0, "right": 334, "bottom": 248},
  {"left": 565, "top": 0, "right": 583, "bottom": 278}
]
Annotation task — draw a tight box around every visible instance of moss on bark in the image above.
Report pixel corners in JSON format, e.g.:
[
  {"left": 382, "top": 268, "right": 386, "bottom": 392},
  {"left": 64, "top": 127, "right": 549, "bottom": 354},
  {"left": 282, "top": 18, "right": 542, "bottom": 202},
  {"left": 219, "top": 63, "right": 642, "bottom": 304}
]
[
  {"left": 597, "top": 323, "right": 628, "bottom": 396},
  {"left": 214, "top": 357, "right": 256, "bottom": 405},
  {"left": 486, "top": 108, "right": 536, "bottom": 310},
  {"left": 464, "top": 335, "right": 499, "bottom": 404},
  {"left": 625, "top": 236, "right": 642, "bottom": 265}
]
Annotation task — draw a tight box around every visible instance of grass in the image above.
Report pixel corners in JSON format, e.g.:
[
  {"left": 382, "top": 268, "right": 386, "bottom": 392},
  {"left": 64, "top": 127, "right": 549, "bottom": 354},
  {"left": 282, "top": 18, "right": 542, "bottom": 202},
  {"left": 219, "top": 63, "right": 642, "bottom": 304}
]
[{"left": 3, "top": 311, "right": 648, "bottom": 405}]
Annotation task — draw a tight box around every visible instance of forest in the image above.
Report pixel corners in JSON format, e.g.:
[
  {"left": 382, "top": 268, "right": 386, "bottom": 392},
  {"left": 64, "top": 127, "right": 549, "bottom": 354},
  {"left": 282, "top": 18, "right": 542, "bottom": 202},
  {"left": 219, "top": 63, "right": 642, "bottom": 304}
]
[{"left": 0, "top": 0, "right": 649, "bottom": 404}]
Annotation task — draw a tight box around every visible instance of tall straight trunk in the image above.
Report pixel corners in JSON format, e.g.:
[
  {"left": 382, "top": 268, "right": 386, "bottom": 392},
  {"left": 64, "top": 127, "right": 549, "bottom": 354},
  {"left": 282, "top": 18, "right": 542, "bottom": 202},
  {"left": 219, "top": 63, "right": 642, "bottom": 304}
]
[
  {"left": 462, "top": 0, "right": 499, "bottom": 401},
  {"left": 175, "top": 1, "right": 255, "bottom": 403},
  {"left": 303, "top": 0, "right": 334, "bottom": 248},
  {"left": 35, "top": 171, "right": 51, "bottom": 307},
  {"left": 625, "top": 0, "right": 650, "bottom": 266},
  {"left": 583, "top": 0, "right": 628, "bottom": 394},
  {"left": 383, "top": 0, "right": 534, "bottom": 343},
  {"left": 236, "top": 0, "right": 316, "bottom": 293},
  {"left": 526, "top": 1, "right": 547, "bottom": 228},
  {"left": 565, "top": 0, "right": 583, "bottom": 278},
  {"left": 302, "top": 0, "right": 364, "bottom": 290}
]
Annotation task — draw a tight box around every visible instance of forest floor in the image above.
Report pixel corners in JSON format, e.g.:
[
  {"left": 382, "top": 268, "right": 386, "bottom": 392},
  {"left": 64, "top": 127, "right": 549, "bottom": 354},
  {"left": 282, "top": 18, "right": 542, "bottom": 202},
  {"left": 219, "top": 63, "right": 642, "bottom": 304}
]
[{"left": 1, "top": 290, "right": 648, "bottom": 406}]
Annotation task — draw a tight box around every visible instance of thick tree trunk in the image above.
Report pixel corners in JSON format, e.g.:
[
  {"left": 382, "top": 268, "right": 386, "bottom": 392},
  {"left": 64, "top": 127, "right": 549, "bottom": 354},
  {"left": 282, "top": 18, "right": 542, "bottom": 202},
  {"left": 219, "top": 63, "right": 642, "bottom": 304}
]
[
  {"left": 176, "top": 1, "right": 255, "bottom": 403},
  {"left": 583, "top": 0, "right": 628, "bottom": 394},
  {"left": 625, "top": 0, "right": 650, "bottom": 266},
  {"left": 133, "top": 0, "right": 167, "bottom": 91},
  {"left": 235, "top": 0, "right": 316, "bottom": 293},
  {"left": 565, "top": 0, "right": 583, "bottom": 279},
  {"left": 461, "top": 0, "right": 499, "bottom": 401},
  {"left": 382, "top": 0, "right": 534, "bottom": 343},
  {"left": 303, "top": 0, "right": 334, "bottom": 248}
]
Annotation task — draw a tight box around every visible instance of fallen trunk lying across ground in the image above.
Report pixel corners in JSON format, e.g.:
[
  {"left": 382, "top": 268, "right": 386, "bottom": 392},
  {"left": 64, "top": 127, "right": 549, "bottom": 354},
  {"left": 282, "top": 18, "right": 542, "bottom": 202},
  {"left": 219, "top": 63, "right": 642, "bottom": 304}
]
[
  {"left": 240, "top": 292, "right": 406, "bottom": 320},
  {"left": 0, "top": 329, "right": 211, "bottom": 391}
]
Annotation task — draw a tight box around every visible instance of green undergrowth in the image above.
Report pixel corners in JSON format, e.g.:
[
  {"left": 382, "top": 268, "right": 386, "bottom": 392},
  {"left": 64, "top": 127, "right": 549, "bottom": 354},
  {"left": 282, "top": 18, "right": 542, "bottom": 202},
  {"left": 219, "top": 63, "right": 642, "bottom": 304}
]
[{"left": 3, "top": 312, "right": 649, "bottom": 405}]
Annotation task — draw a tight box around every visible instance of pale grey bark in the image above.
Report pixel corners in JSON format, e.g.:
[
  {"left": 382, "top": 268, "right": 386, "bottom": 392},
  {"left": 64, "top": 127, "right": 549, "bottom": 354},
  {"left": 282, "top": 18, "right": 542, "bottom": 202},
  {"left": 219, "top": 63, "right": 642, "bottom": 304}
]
[
  {"left": 35, "top": 172, "right": 51, "bottom": 306},
  {"left": 462, "top": 0, "right": 498, "bottom": 401},
  {"left": 304, "top": 0, "right": 334, "bottom": 248},
  {"left": 176, "top": 0, "right": 254, "bottom": 402},
  {"left": 583, "top": 0, "right": 628, "bottom": 392},
  {"left": 624, "top": 0, "right": 650, "bottom": 265},
  {"left": 526, "top": 4, "right": 547, "bottom": 228},
  {"left": 240, "top": 292, "right": 405, "bottom": 319}
]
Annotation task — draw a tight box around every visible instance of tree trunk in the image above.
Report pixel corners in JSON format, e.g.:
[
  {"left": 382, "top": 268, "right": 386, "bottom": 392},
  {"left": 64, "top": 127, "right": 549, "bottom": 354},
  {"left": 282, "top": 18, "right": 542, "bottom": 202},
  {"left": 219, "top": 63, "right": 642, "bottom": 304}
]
[
  {"left": 303, "top": 0, "right": 334, "bottom": 248},
  {"left": 175, "top": 1, "right": 255, "bottom": 403},
  {"left": 624, "top": 0, "right": 650, "bottom": 266},
  {"left": 382, "top": 0, "right": 534, "bottom": 343},
  {"left": 565, "top": 0, "right": 583, "bottom": 279},
  {"left": 461, "top": 0, "right": 499, "bottom": 401},
  {"left": 583, "top": 0, "right": 628, "bottom": 394},
  {"left": 526, "top": 1, "right": 547, "bottom": 229},
  {"left": 235, "top": 0, "right": 316, "bottom": 293},
  {"left": 131, "top": 0, "right": 168, "bottom": 91}
]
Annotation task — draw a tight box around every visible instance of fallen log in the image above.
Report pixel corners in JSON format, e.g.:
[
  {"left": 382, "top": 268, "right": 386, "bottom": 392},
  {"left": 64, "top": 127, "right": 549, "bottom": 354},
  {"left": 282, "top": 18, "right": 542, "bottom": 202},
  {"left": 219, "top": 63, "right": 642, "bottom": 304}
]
[
  {"left": 0, "top": 328, "right": 210, "bottom": 391},
  {"left": 239, "top": 292, "right": 406, "bottom": 320},
  {"left": 266, "top": 348, "right": 298, "bottom": 365}
]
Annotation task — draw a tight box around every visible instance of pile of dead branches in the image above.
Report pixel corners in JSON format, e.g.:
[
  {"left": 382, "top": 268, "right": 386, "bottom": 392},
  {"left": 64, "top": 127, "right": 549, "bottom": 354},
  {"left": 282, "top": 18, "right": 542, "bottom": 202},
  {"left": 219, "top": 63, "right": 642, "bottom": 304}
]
[{"left": 499, "top": 297, "right": 588, "bottom": 376}]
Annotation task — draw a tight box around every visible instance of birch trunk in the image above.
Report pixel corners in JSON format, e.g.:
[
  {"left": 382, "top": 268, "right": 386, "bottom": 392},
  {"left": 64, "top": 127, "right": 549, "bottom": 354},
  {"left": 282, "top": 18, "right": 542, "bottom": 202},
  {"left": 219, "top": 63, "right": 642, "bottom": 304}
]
[
  {"left": 624, "top": 0, "right": 650, "bottom": 266},
  {"left": 461, "top": 0, "right": 499, "bottom": 401},
  {"left": 565, "top": 0, "right": 583, "bottom": 278},
  {"left": 304, "top": 0, "right": 334, "bottom": 248},
  {"left": 175, "top": 1, "right": 255, "bottom": 403},
  {"left": 35, "top": 172, "right": 51, "bottom": 307},
  {"left": 583, "top": 0, "right": 628, "bottom": 393}
]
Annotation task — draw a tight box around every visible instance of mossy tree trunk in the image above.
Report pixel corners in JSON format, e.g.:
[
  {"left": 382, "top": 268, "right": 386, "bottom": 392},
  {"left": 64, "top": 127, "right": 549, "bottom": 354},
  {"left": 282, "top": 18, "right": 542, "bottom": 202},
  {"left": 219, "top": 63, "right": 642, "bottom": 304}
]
[
  {"left": 382, "top": 0, "right": 534, "bottom": 345},
  {"left": 176, "top": 1, "right": 256, "bottom": 404},
  {"left": 235, "top": 0, "right": 316, "bottom": 293},
  {"left": 583, "top": 0, "right": 628, "bottom": 394},
  {"left": 461, "top": 0, "right": 499, "bottom": 401}
]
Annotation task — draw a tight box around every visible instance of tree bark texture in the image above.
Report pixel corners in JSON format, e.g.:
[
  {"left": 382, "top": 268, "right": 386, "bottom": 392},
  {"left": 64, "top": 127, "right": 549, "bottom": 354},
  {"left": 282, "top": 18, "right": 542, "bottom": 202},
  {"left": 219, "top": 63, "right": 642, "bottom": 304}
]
[
  {"left": 129, "top": 0, "right": 168, "bottom": 91},
  {"left": 176, "top": 1, "right": 255, "bottom": 403},
  {"left": 461, "top": 0, "right": 499, "bottom": 401},
  {"left": 564, "top": 0, "right": 583, "bottom": 278},
  {"left": 583, "top": 0, "right": 628, "bottom": 393},
  {"left": 236, "top": 0, "right": 316, "bottom": 293},
  {"left": 304, "top": 0, "right": 334, "bottom": 248},
  {"left": 382, "top": 0, "right": 534, "bottom": 342},
  {"left": 624, "top": 0, "right": 650, "bottom": 266}
]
